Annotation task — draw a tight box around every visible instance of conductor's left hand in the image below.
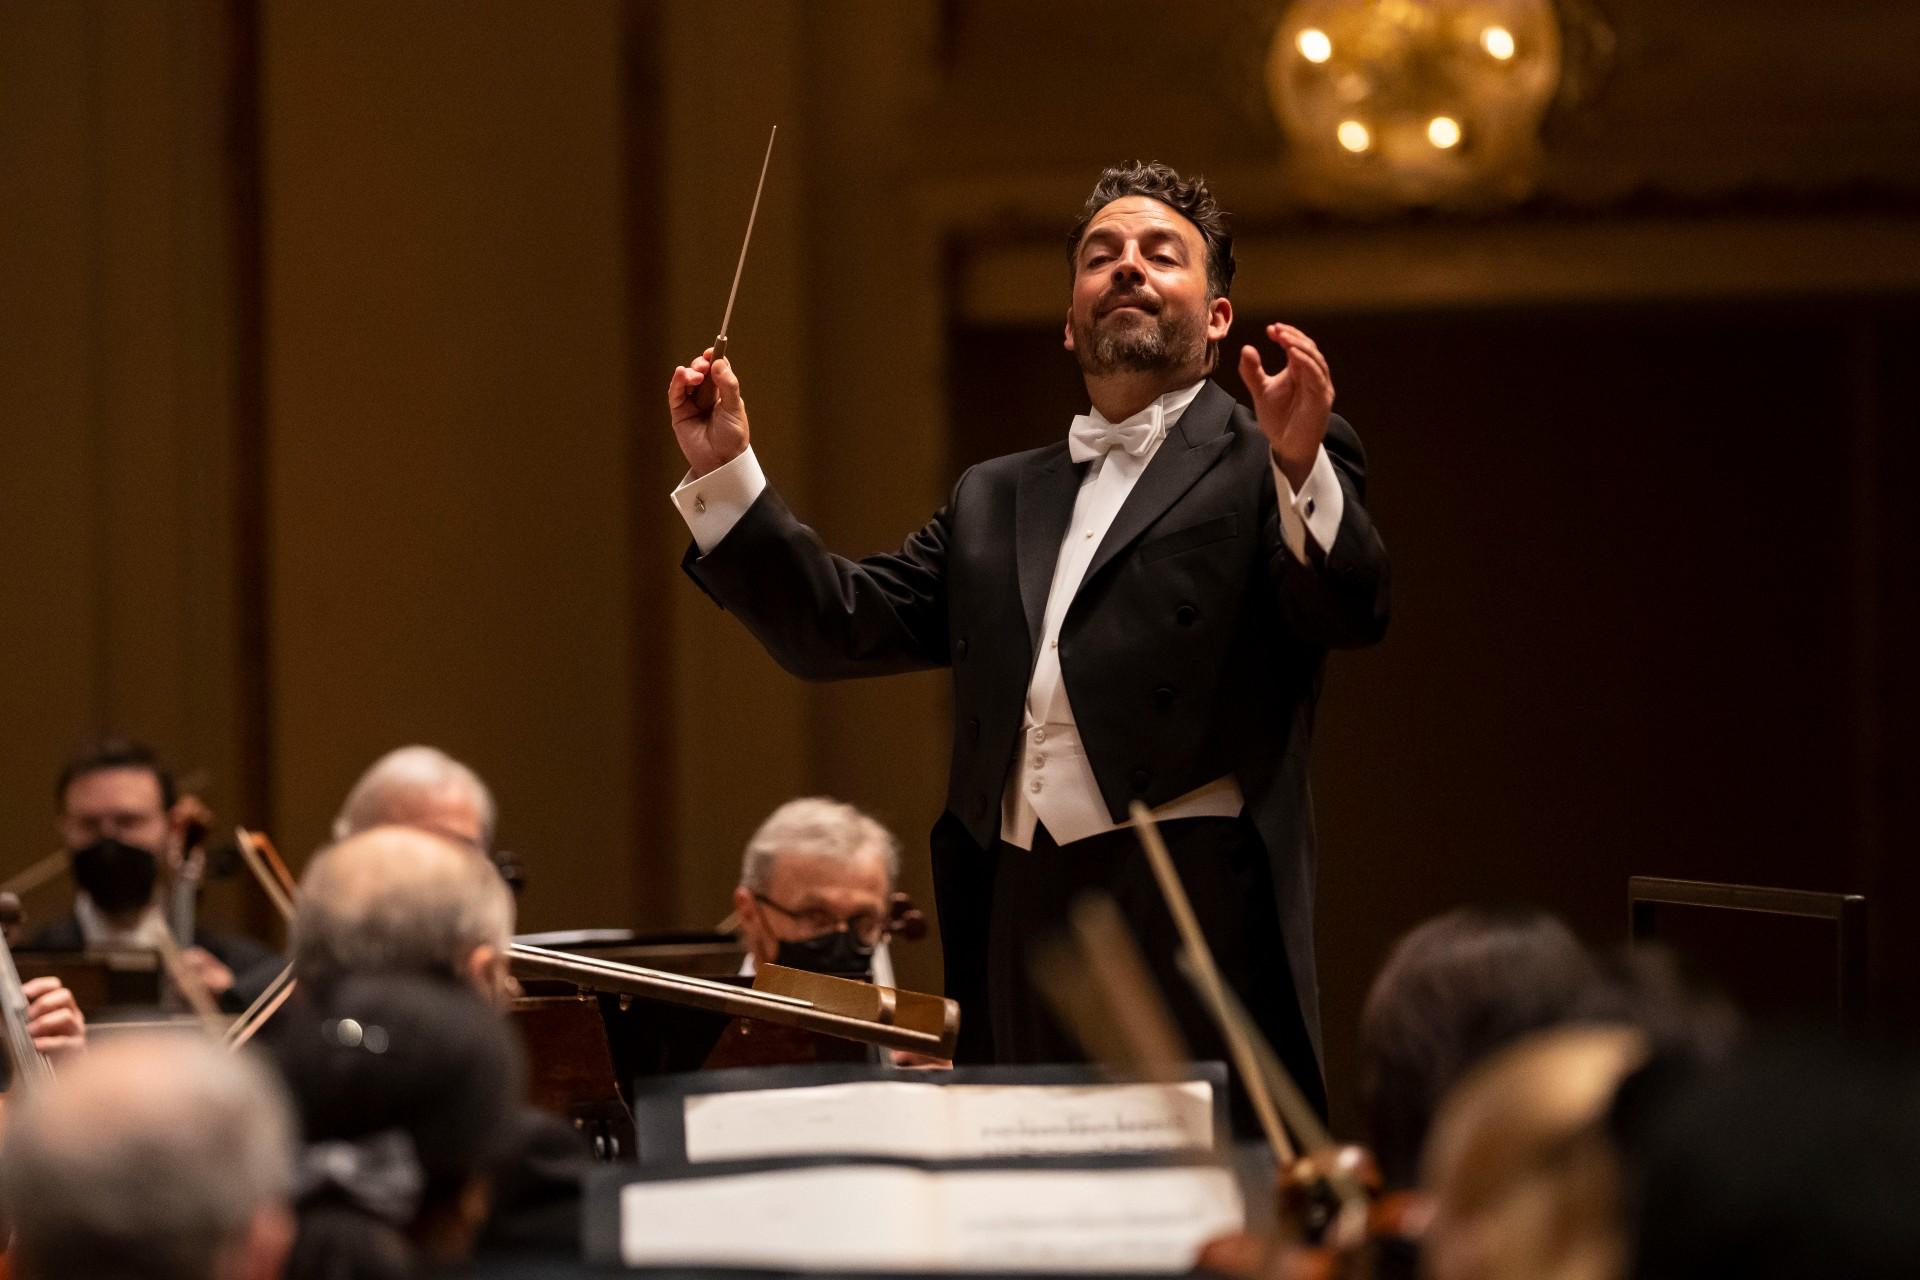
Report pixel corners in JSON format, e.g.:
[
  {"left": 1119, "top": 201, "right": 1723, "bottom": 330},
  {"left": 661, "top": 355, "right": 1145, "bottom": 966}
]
[{"left": 1238, "top": 322, "right": 1334, "bottom": 491}]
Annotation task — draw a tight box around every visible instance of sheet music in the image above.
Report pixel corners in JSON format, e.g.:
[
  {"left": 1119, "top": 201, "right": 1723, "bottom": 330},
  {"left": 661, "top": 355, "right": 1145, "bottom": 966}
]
[
  {"left": 682, "top": 1080, "right": 1216, "bottom": 1162},
  {"left": 618, "top": 1164, "right": 1243, "bottom": 1273}
]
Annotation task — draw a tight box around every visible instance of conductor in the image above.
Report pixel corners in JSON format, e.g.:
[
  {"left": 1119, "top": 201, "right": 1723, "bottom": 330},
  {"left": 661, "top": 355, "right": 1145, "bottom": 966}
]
[{"left": 667, "top": 161, "right": 1388, "bottom": 1115}]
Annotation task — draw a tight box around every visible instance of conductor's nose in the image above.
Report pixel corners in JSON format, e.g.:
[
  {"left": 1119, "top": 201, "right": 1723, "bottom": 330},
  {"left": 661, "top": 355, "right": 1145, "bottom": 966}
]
[{"left": 1110, "top": 244, "right": 1146, "bottom": 286}]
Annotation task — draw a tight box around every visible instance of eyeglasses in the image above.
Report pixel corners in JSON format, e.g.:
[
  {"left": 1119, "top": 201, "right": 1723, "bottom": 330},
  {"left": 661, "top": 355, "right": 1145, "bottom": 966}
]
[{"left": 751, "top": 893, "right": 887, "bottom": 946}]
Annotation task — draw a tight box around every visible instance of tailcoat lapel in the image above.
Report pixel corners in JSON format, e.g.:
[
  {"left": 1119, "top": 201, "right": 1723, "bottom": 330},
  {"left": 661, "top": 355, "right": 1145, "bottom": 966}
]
[
  {"left": 1080, "top": 380, "right": 1237, "bottom": 586},
  {"left": 1014, "top": 443, "right": 1083, "bottom": 653}
]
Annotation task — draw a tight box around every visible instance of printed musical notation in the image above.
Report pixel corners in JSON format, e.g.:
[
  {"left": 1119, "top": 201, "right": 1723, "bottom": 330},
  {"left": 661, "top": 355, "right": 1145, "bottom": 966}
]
[
  {"left": 682, "top": 1079, "right": 1217, "bottom": 1162},
  {"left": 618, "top": 1164, "right": 1244, "bottom": 1273}
]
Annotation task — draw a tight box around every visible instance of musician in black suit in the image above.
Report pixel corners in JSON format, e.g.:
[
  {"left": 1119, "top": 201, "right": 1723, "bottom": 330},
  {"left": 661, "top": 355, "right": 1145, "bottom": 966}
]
[{"left": 666, "top": 162, "right": 1389, "bottom": 1115}]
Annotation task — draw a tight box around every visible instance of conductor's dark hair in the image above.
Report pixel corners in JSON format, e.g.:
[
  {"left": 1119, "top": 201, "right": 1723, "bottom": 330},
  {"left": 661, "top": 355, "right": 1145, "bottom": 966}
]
[
  {"left": 1067, "top": 161, "right": 1236, "bottom": 298},
  {"left": 1359, "top": 905, "right": 1598, "bottom": 1189},
  {"left": 56, "top": 737, "right": 177, "bottom": 812}
]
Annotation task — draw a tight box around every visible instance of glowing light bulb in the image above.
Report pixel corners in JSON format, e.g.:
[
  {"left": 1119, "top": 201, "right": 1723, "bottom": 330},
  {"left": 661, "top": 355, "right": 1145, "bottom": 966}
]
[
  {"left": 1427, "top": 116, "right": 1463, "bottom": 148},
  {"left": 1336, "top": 120, "right": 1372, "bottom": 153},
  {"left": 1297, "top": 28, "right": 1334, "bottom": 63},
  {"left": 1481, "top": 25, "right": 1516, "bottom": 59}
]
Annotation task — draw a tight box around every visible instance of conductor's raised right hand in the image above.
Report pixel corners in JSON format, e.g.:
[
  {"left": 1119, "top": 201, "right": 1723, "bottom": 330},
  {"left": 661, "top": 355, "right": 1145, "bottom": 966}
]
[{"left": 669, "top": 348, "right": 751, "bottom": 480}]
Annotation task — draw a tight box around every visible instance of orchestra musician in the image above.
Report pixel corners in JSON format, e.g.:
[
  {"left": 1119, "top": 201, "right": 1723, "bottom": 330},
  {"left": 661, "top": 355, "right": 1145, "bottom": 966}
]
[
  {"left": 272, "top": 974, "right": 526, "bottom": 1280},
  {"left": 732, "top": 796, "right": 900, "bottom": 986},
  {"left": 27, "top": 738, "right": 279, "bottom": 1012},
  {"left": 731, "top": 797, "right": 950, "bottom": 1068},
  {"left": 668, "top": 161, "right": 1389, "bottom": 1115},
  {"left": 0, "top": 1032, "right": 297, "bottom": 1280},
  {"left": 289, "top": 825, "right": 590, "bottom": 1251},
  {"left": 331, "top": 744, "right": 495, "bottom": 853},
  {"left": 292, "top": 825, "right": 516, "bottom": 1005},
  {"left": 330, "top": 743, "right": 527, "bottom": 897},
  {"left": 1358, "top": 907, "right": 1601, "bottom": 1191}
]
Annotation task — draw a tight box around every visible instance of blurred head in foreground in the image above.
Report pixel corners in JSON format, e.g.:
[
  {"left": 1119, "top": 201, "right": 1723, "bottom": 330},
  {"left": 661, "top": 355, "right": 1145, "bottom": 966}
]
[
  {"left": 293, "top": 824, "right": 516, "bottom": 1005},
  {"left": 1359, "top": 906, "right": 1600, "bottom": 1188},
  {"left": 1421, "top": 1024, "right": 1648, "bottom": 1280},
  {"left": 275, "top": 973, "right": 526, "bottom": 1280},
  {"left": 0, "top": 1033, "right": 296, "bottom": 1280},
  {"left": 1627, "top": 1035, "right": 1920, "bottom": 1280}
]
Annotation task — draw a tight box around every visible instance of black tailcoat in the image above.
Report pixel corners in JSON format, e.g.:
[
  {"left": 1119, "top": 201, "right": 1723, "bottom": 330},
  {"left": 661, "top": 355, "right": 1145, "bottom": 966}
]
[{"left": 684, "top": 380, "right": 1389, "bottom": 1072}]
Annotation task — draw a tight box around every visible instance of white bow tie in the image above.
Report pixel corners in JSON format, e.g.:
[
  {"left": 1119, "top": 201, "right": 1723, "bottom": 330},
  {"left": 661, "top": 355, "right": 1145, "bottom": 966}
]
[{"left": 1067, "top": 401, "right": 1165, "bottom": 464}]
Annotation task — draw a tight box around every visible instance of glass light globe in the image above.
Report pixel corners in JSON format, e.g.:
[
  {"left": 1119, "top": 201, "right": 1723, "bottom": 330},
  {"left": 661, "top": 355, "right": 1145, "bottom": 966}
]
[{"left": 1268, "top": 0, "right": 1563, "bottom": 207}]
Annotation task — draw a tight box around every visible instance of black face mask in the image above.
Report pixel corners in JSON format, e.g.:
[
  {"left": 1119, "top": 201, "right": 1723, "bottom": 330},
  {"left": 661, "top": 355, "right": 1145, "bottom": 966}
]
[
  {"left": 774, "top": 929, "right": 876, "bottom": 981},
  {"left": 69, "top": 837, "right": 160, "bottom": 916}
]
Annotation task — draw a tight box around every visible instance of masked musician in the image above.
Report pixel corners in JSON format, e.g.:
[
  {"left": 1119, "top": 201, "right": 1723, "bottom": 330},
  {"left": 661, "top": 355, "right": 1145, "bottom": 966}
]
[
  {"left": 0, "top": 1031, "right": 297, "bottom": 1280},
  {"left": 732, "top": 797, "right": 899, "bottom": 987},
  {"left": 669, "top": 162, "right": 1389, "bottom": 1114},
  {"left": 27, "top": 738, "right": 278, "bottom": 1012}
]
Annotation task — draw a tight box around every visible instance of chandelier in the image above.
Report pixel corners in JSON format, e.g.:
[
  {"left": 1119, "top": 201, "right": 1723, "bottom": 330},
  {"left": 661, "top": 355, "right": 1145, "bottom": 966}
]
[{"left": 1268, "top": 0, "right": 1567, "bottom": 207}]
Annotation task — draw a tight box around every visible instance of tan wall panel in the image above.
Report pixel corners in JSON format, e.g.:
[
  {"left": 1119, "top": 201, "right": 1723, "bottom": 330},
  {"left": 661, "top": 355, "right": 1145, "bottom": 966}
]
[
  {"left": 658, "top": 0, "right": 814, "bottom": 929},
  {"left": 794, "top": 1, "right": 951, "bottom": 993},
  {"left": 0, "top": 3, "right": 249, "bottom": 922},
  {"left": 261, "top": 1, "right": 636, "bottom": 929},
  {"left": 0, "top": 4, "right": 96, "bottom": 863}
]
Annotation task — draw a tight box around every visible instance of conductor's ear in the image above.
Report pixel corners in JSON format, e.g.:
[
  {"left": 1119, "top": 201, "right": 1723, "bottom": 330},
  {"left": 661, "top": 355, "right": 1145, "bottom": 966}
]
[{"left": 1063, "top": 313, "right": 1076, "bottom": 353}]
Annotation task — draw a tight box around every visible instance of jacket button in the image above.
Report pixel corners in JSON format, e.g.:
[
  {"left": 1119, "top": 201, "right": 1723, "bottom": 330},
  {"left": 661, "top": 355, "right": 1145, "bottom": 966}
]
[
  {"left": 966, "top": 717, "right": 981, "bottom": 742},
  {"left": 955, "top": 637, "right": 970, "bottom": 660},
  {"left": 1175, "top": 604, "right": 1199, "bottom": 627},
  {"left": 1153, "top": 685, "right": 1176, "bottom": 709},
  {"left": 1130, "top": 770, "right": 1151, "bottom": 794}
]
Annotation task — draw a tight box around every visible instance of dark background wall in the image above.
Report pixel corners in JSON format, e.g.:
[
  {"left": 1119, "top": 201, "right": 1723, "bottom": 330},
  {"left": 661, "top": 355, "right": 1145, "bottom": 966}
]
[{"left": 2, "top": 0, "right": 1916, "bottom": 1132}]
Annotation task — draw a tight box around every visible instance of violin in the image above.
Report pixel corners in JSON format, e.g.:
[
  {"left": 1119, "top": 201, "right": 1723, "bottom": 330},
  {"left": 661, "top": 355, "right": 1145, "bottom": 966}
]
[
  {"left": 887, "top": 891, "right": 929, "bottom": 942},
  {"left": 1120, "top": 806, "right": 1429, "bottom": 1279},
  {"left": 1196, "top": 1148, "right": 1429, "bottom": 1280},
  {"left": 0, "top": 894, "right": 55, "bottom": 1092},
  {"left": 165, "top": 795, "right": 216, "bottom": 949}
]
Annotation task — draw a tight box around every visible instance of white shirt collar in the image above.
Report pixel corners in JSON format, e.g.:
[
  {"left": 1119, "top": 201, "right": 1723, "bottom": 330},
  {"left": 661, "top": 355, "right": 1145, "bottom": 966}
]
[
  {"left": 1069, "top": 379, "right": 1208, "bottom": 465},
  {"left": 1081, "top": 378, "right": 1206, "bottom": 434},
  {"left": 74, "top": 894, "right": 173, "bottom": 950}
]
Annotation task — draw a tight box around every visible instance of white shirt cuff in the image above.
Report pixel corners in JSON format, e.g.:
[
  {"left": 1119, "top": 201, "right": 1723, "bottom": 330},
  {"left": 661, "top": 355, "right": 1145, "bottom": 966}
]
[
  {"left": 670, "top": 447, "right": 767, "bottom": 555},
  {"left": 1272, "top": 445, "right": 1343, "bottom": 562}
]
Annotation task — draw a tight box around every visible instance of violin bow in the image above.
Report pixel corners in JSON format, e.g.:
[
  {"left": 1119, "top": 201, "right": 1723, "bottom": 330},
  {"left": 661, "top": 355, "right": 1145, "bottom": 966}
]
[
  {"left": 234, "top": 828, "right": 296, "bottom": 925},
  {"left": 249, "top": 830, "right": 299, "bottom": 902},
  {"left": 151, "top": 927, "right": 227, "bottom": 1037},
  {"left": 0, "top": 848, "right": 73, "bottom": 900},
  {"left": 1129, "top": 802, "right": 1298, "bottom": 1166},
  {"left": 222, "top": 828, "right": 301, "bottom": 1049},
  {"left": 1031, "top": 890, "right": 1191, "bottom": 1081},
  {"left": 226, "top": 964, "right": 297, "bottom": 1050}
]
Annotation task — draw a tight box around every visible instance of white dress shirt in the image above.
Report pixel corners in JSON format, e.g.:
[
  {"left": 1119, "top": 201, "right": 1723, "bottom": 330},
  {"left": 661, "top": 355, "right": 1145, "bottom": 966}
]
[
  {"left": 74, "top": 895, "right": 174, "bottom": 949},
  {"left": 670, "top": 382, "right": 1346, "bottom": 849}
]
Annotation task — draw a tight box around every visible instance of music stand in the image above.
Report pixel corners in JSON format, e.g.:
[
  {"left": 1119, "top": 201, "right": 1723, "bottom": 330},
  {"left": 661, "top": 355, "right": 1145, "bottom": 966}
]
[{"left": 1628, "top": 876, "right": 1867, "bottom": 1033}]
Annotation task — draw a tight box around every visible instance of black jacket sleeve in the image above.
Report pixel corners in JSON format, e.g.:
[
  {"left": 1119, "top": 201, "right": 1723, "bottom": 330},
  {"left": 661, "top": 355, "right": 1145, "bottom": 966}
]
[{"left": 681, "top": 473, "right": 965, "bottom": 682}]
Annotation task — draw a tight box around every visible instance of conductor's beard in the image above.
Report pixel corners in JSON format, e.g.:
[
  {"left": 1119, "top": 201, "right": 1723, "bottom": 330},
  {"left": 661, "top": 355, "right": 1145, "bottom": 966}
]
[{"left": 1071, "top": 288, "right": 1209, "bottom": 378}]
